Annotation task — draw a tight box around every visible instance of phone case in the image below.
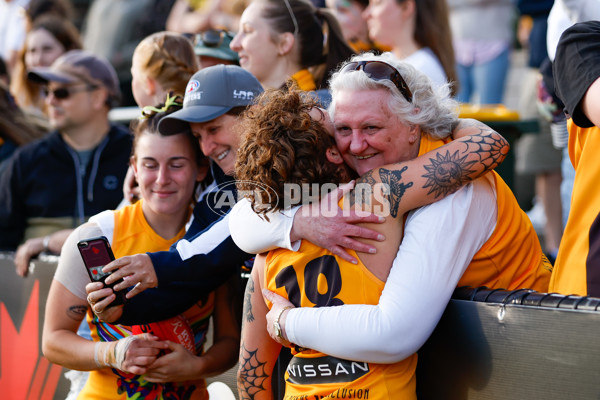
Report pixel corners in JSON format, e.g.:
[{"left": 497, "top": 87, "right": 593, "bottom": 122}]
[{"left": 77, "top": 236, "right": 126, "bottom": 306}]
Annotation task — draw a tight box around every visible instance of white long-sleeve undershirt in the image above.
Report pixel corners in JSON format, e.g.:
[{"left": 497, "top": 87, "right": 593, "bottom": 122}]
[{"left": 229, "top": 177, "right": 497, "bottom": 363}]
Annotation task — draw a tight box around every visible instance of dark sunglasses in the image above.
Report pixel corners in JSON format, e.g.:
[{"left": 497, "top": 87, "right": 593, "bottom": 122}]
[
  {"left": 340, "top": 60, "right": 413, "bottom": 103},
  {"left": 185, "top": 30, "right": 233, "bottom": 48},
  {"left": 43, "top": 85, "right": 98, "bottom": 100}
]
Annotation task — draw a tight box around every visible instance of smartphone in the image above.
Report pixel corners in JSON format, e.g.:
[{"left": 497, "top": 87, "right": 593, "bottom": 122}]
[{"left": 77, "top": 236, "right": 127, "bottom": 306}]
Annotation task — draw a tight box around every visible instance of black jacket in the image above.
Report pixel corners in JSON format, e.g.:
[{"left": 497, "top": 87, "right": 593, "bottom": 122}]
[{"left": 0, "top": 124, "right": 132, "bottom": 250}]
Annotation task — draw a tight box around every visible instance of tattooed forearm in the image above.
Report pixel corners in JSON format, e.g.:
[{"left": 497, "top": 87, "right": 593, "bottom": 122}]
[
  {"left": 454, "top": 119, "right": 509, "bottom": 170},
  {"left": 378, "top": 167, "right": 413, "bottom": 218},
  {"left": 459, "top": 132, "right": 509, "bottom": 170},
  {"left": 242, "top": 276, "right": 255, "bottom": 329},
  {"left": 67, "top": 305, "right": 87, "bottom": 321},
  {"left": 350, "top": 169, "right": 377, "bottom": 208},
  {"left": 238, "top": 343, "right": 269, "bottom": 400},
  {"left": 422, "top": 150, "right": 476, "bottom": 198},
  {"left": 351, "top": 167, "right": 414, "bottom": 218}
]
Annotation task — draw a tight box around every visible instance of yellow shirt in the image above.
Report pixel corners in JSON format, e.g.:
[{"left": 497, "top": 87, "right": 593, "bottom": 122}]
[
  {"left": 78, "top": 200, "right": 213, "bottom": 400},
  {"left": 265, "top": 241, "right": 417, "bottom": 400},
  {"left": 550, "top": 121, "right": 600, "bottom": 295}
]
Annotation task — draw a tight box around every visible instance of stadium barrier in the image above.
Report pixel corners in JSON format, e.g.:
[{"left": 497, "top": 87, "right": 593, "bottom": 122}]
[{"left": 4, "top": 252, "right": 599, "bottom": 399}]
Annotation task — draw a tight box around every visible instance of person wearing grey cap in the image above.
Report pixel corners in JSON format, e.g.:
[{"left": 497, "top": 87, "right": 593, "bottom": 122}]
[
  {"left": 0, "top": 50, "right": 132, "bottom": 264},
  {"left": 84, "top": 64, "right": 264, "bottom": 326},
  {"left": 549, "top": 21, "right": 600, "bottom": 297},
  {"left": 192, "top": 29, "right": 240, "bottom": 69}
]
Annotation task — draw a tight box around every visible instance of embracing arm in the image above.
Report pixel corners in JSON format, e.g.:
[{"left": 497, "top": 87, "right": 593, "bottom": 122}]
[
  {"left": 229, "top": 120, "right": 507, "bottom": 260},
  {"left": 358, "top": 124, "right": 508, "bottom": 215},
  {"left": 96, "top": 212, "right": 250, "bottom": 325},
  {"left": 237, "top": 257, "right": 280, "bottom": 400},
  {"left": 283, "top": 179, "right": 497, "bottom": 363}
]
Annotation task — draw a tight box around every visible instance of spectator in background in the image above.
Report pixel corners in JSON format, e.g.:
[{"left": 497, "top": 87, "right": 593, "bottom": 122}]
[
  {"left": 514, "top": 0, "right": 563, "bottom": 264},
  {"left": 0, "top": 0, "right": 73, "bottom": 75},
  {"left": 545, "top": 0, "right": 600, "bottom": 232},
  {"left": 449, "top": 0, "right": 515, "bottom": 104},
  {"left": 10, "top": 15, "right": 81, "bottom": 117},
  {"left": 230, "top": 0, "right": 354, "bottom": 105},
  {"left": 23, "top": 0, "right": 73, "bottom": 28},
  {"left": 0, "top": 50, "right": 131, "bottom": 270},
  {"left": 166, "top": 0, "right": 247, "bottom": 34},
  {"left": 82, "top": 0, "right": 154, "bottom": 106},
  {"left": 550, "top": 21, "right": 600, "bottom": 296},
  {"left": 0, "top": 0, "right": 30, "bottom": 74},
  {"left": 123, "top": 30, "right": 200, "bottom": 204},
  {"left": 325, "top": 0, "right": 386, "bottom": 54},
  {"left": 130, "top": 31, "right": 199, "bottom": 111},
  {"left": 0, "top": 81, "right": 47, "bottom": 168},
  {"left": 363, "top": 0, "right": 457, "bottom": 95},
  {"left": 191, "top": 29, "right": 239, "bottom": 68}
]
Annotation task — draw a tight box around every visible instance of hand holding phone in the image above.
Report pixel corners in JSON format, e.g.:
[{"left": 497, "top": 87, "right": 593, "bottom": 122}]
[{"left": 78, "top": 236, "right": 127, "bottom": 306}]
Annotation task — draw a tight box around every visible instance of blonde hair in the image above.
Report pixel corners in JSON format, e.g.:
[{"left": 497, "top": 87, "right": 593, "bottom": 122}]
[{"left": 134, "top": 32, "right": 199, "bottom": 96}]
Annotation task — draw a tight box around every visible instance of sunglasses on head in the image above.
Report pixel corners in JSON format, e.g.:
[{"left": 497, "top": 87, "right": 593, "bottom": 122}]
[
  {"left": 340, "top": 60, "right": 413, "bottom": 103},
  {"left": 186, "top": 30, "right": 233, "bottom": 48},
  {"left": 43, "top": 85, "right": 98, "bottom": 100}
]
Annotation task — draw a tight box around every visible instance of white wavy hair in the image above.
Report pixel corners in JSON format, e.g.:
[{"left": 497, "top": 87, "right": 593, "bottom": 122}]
[{"left": 328, "top": 52, "right": 459, "bottom": 140}]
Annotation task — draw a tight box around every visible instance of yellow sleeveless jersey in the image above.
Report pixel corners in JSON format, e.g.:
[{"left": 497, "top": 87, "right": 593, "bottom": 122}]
[
  {"left": 265, "top": 241, "right": 417, "bottom": 400},
  {"left": 550, "top": 122, "right": 600, "bottom": 296},
  {"left": 418, "top": 134, "right": 551, "bottom": 291},
  {"left": 79, "top": 200, "right": 213, "bottom": 400}
]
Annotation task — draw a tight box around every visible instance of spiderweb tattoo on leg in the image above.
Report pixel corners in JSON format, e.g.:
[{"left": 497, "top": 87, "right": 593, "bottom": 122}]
[{"left": 238, "top": 344, "right": 269, "bottom": 399}]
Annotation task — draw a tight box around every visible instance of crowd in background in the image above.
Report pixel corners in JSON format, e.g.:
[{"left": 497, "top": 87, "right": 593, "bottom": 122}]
[{"left": 0, "top": 0, "right": 582, "bottom": 260}]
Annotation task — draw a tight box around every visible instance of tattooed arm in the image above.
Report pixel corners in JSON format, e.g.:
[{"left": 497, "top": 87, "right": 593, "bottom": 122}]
[
  {"left": 229, "top": 120, "right": 507, "bottom": 262},
  {"left": 348, "top": 125, "right": 508, "bottom": 217},
  {"left": 238, "top": 257, "right": 281, "bottom": 400},
  {"left": 42, "top": 279, "right": 97, "bottom": 370}
]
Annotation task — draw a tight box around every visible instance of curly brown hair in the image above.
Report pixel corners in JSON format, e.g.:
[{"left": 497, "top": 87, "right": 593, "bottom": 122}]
[{"left": 235, "top": 86, "right": 347, "bottom": 217}]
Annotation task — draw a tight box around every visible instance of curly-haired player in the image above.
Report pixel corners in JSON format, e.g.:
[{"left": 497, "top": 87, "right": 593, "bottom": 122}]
[{"left": 234, "top": 86, "right": 508, "bottom": 399}]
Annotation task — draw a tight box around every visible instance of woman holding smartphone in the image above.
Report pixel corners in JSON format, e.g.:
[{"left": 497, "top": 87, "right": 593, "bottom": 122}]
[{"left": 42, "top": 96, "right": 239, "bottom": 399}]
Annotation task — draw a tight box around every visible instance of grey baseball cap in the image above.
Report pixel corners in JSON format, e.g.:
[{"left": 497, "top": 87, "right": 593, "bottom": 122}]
[
  {"left": 158, "top": 65, "right": 263, "bottom": 134},
  {"left": 28, "top": 49, "right": 121, "bottom": 106}
]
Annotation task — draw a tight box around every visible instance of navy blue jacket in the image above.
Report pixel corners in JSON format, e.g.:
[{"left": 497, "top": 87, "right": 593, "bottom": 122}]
[{"left": 0, "top": 125, "right": 132, "bottom": 250}]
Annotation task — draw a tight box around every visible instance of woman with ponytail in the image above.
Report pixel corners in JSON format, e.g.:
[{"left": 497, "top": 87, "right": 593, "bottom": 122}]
[
  {"left": 230, "top": 0, "right": 354, "bottom": 104},
  {"left": 130, "top": 31, "right": 199, "bottom": 108}
]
